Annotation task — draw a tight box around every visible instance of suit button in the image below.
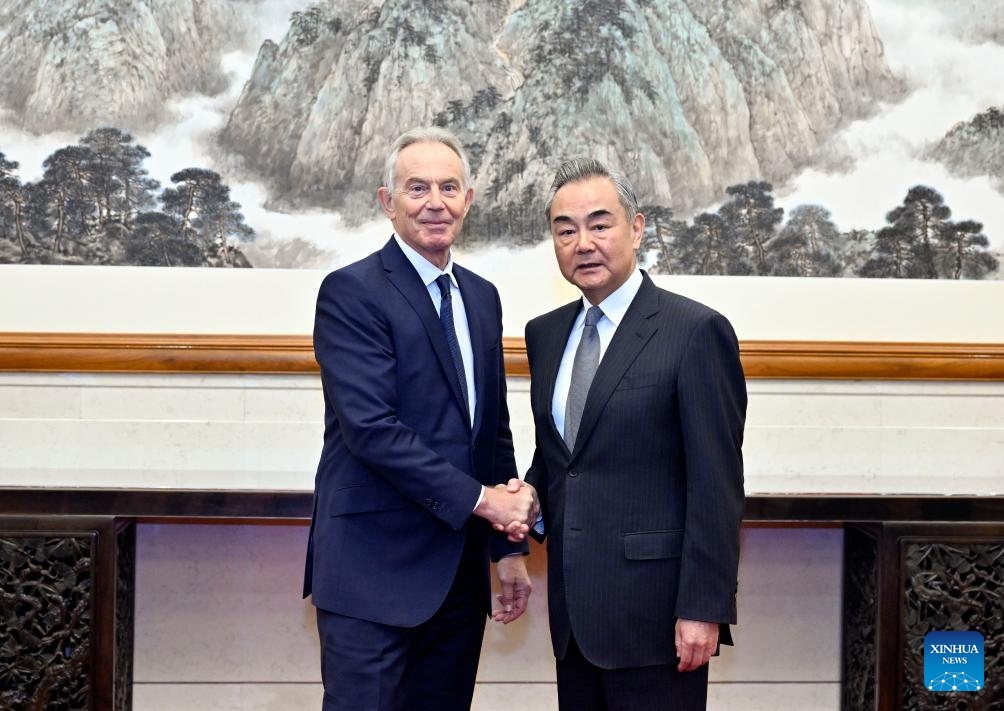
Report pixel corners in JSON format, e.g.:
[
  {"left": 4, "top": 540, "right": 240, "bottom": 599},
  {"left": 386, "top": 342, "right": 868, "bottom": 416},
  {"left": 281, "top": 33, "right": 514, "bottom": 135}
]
[
  {"left": 424, "top": 498, "right": 433, "bottom": 507},
  {"left": 568, "top": 469, "right": 578, "bottom": 478},
  {"left": 431, "top": 501, "right": 441, "bottom": 511}
]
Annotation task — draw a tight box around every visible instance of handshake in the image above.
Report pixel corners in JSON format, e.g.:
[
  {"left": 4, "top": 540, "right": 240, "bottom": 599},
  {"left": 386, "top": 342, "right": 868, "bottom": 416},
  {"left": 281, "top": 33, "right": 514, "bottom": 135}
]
[{"left": 474, "top": 478, "right": 540, "bottom": 542}]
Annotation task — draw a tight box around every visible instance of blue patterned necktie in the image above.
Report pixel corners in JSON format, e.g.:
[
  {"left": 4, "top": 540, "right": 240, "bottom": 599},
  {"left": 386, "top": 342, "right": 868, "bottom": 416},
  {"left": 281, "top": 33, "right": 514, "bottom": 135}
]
[
  {"left": 564, "top": 305, "right": 603, "bottom": 450},
  {"left": 435, "top": 274, "right": 470, "bottom": 416}
]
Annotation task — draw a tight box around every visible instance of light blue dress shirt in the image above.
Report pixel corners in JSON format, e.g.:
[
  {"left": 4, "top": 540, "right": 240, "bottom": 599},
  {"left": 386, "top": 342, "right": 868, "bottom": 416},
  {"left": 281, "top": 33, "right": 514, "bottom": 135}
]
[
  {"left": 533, "top": 269, "right": 644, "bottom": 536},
  {"left": 551, "top": 268, "right": 644, "bottom": 435}
]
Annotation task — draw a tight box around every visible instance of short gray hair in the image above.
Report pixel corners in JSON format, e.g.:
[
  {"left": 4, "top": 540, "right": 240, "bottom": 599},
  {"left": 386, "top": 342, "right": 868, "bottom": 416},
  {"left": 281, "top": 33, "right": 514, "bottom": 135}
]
[
  {"left": 384, "top": 127, "right": 471, "bottom": 191},
  {"left": 544, "top": 158, "right": 640, "bottom": 221}
]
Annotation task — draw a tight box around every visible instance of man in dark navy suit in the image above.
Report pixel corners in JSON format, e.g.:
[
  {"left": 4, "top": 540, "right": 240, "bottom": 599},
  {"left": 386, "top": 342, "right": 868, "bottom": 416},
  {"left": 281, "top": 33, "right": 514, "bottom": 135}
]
[
  {"left": 304, "top": 127, "right": 538, "bottom": 711},
  {"left": 523, "top": 158, "right": 746, "bottom": 710}
]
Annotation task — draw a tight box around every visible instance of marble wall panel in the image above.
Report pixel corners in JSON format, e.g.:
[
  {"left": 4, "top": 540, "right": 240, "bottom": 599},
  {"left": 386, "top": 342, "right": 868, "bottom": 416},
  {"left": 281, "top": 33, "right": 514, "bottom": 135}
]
[
  {"left": 744, "top": 425, "right": 1004, "bottom": 488},
  {"left": 80, "top": 383, "right": 248, "bottom": 422},
  {"left": 0, "top": 381, "right": 83, "bottom": 418},
  {"left": 2, "top": 374, "right": 1002, "bottom": 492},
  {"left": 0, "top": 420, "right": 320, "bottom": 475},
  {"left": 747, "top": 381, "right": 1004, "bottom": 429}
]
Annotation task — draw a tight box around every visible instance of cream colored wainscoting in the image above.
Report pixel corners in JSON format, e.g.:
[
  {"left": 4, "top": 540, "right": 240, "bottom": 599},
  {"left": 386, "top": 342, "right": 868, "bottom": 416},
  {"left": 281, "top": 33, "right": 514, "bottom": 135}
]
[{"left": 1, "top": 373, "right": 1001, "bottom": 491}]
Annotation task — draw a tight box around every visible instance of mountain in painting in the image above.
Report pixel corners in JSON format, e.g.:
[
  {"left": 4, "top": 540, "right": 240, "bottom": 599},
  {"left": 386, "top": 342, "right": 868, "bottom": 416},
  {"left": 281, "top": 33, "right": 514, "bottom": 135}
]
[
  {"left": 928, "top": 107, "right": 1004, "bottom": 187},
  {"left": 0, "top": 0, "right": 249, "bottom": 132},
  {"left": 220, "top": 0, "right": 902, "bottom": 242}
]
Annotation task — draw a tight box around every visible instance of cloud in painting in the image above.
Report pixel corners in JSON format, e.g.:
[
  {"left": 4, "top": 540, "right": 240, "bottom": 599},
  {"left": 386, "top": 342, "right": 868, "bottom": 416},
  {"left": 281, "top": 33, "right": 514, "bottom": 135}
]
[{"left": 777, "top": 0, "right": 1004, "bottom": 252}]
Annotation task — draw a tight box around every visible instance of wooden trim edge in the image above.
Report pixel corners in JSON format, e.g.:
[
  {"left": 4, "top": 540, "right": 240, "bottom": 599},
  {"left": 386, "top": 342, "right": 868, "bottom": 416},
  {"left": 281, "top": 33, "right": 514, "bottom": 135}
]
[
  {"left": 738, "top": 340, "right": 1004, "bottom": 381},
  {"left": 0, "top": 333, "right": 317, "bottom": 374},
  {"left": 1, "top": 332, "right": 1003, "bottom": 380}
]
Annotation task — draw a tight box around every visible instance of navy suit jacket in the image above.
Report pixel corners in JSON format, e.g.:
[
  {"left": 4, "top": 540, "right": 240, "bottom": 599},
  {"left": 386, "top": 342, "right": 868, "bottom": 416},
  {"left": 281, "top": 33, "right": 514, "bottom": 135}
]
[
  {"left": 304, "top": 237, "right": 524, "bottom": 627},
  {"left": 525, "top": 274, "right": 746, "bottom": 669}
]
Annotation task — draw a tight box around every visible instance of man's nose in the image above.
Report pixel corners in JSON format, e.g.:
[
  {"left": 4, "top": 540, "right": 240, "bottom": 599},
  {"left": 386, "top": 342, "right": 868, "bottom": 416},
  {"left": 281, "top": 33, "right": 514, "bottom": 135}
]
[
  {"left": 426, "top": 187, "right": 445, "bottom": 209},
  {"left": 575, "top": 232, "right": 595, "bottom": 252}
]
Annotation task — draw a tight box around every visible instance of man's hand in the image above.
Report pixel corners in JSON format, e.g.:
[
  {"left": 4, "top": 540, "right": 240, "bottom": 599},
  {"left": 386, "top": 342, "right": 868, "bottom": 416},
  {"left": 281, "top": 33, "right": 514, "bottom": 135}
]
[
  {"left": 492, "top": 554, "right": 532, "bottom": 624},
  {"left": 675, "top": 619, "right": 719, "bottom": 672},
  {"left": 489, "top": 480, "right": 538, "bottom": 542},
  {"left": 474, "top": 479, "right": 537, "bottom": 541},
  {"left": 491, "top": 479, "right": 540, "bottom": 542}
]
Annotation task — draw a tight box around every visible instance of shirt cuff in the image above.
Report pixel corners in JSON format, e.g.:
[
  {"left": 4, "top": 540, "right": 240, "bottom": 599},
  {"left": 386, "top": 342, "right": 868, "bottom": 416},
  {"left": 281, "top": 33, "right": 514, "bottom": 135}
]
[
  {"left": 533, "top": 512, "right": 545, "bottom": 535},
  {"left": 472, "top": 485, "right": 485, "bottom": 512}
]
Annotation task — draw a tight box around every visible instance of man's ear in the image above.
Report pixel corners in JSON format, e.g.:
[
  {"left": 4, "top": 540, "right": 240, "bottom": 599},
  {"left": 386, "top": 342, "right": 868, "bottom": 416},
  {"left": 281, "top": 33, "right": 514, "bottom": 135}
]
[
  {"left": 377, "top": 186, "right": 395, "bottom": 218},
  {"left": 462, "top": 187, "right": 475, "bottom": 216},
  {"left": 631, "top": 211, "right": 645, "bottom": 249}
]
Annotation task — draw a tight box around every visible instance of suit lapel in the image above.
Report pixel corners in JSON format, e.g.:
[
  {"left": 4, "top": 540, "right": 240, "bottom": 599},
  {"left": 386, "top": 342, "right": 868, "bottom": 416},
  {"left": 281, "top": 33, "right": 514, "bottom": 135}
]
[
  {"left": 454, "top": 265, "right": 484, "bottom": 434},
  {"left": 538, "top": 301, "right": 581, "bottom": 459},
  {"left": 570, "top": 276, "right": 661, "bottom": 460},
  {"left": 380, "top": 238, "right": 470, "bottom": 427}
]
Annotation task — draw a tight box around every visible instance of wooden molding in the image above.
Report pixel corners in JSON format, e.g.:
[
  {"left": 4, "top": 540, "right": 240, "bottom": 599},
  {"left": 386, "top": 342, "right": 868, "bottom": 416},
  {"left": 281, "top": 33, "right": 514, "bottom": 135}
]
[
  {"left": 738, "top": 340, "right": 1004, "bottom": 380},
  {"left": 0, "top": 332, "right": 317, "bottom": 374},
  {"left": 1, "top": 332, "right": 1003, "bottom": 380}
]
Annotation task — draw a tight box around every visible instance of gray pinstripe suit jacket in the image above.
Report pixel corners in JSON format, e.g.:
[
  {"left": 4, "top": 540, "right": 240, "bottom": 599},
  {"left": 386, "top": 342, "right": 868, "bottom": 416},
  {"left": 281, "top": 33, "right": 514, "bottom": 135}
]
[{"left": 525, "top": 273, "right": 746, "bottom": 670}]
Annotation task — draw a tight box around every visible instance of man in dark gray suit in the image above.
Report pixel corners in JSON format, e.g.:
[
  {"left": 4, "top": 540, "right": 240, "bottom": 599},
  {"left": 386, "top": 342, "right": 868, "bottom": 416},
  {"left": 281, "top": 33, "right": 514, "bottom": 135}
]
[{"left": 522, "top": 158, "right": 746, "bottom": 710}]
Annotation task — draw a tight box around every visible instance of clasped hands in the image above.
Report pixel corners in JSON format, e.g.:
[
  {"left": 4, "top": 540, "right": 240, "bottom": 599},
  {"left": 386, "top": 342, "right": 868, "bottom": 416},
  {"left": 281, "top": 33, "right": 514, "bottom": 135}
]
[
  {"left": 474, "top": 478, "right": 539, "bottom": 542},
  {"left": 471, "top": 478, "right": 537, "bottom": 624}
]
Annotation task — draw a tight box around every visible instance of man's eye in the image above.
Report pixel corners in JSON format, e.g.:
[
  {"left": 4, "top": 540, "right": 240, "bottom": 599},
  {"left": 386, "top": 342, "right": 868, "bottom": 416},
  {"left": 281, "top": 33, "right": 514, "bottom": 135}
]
[
  {"left": 442, "top": 184, "right": 458, "bottom": 195},
  {"left": 407, "top": 185, "right": 428, "bottom": 197},
  {"left": 594, "top": 224, "right": 609, "bottom": 231}
]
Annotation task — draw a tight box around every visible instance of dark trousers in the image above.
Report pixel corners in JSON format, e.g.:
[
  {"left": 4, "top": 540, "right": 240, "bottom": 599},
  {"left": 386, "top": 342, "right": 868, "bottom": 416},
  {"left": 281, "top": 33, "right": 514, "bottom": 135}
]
[
  {"left": 316, "top": 532, "right": 488, "bottom": 711},
  {"left": 556, "top": 634, "right": 709, "bottom": 711}
]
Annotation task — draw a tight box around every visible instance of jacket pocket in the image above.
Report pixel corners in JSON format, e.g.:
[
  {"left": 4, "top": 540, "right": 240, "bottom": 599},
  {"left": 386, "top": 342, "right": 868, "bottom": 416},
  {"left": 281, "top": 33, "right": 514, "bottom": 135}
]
[
  {"left": 623, "top": 529, "right": 684, "bottom": 560},
  {"left": 331, "top": 484, "right": 411, "bottom": 516},
  {"left": 615, "top": 372, "right": 662, "bottom": 390}
]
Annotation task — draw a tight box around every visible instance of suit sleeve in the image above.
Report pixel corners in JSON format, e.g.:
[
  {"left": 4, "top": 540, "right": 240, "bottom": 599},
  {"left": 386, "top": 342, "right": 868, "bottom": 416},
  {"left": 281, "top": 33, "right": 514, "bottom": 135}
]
[
  {"left": 674, "top": 312, "right": 746, "bottom": 625},
  {"left": 523, "top": 318, "right": 548, "bottom": 544},
  {"left": 314, "top": 270, "right": 483, "bottom": 531},
  {"left": 488, "top": 287, "right": 529, "bottom": 560},
  {"left": 523, "top": 434, "right": 547, "bottom": 544}
]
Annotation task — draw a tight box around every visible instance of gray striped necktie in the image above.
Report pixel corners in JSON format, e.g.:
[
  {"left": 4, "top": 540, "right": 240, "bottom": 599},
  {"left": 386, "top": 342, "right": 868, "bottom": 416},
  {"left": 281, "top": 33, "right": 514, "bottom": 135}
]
[{"left": 564, "top": 306, "right": 603, "bottom": 450}]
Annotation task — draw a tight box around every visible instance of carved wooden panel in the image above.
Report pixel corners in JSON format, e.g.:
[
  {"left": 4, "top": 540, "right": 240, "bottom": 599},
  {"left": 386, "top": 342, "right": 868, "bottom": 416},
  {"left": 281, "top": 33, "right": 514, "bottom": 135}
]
[
  {"left": 842, "top": 526, "right": 878, "bottom": 711},
  {"left": 114, "top": 524, "right": 136, "bottom": 711},
  {"left": 901, "top": 540, "right": 1004, "bottom": 710},
  {"left": 0, "top": 533, "right": 95, "bottom": 710}
]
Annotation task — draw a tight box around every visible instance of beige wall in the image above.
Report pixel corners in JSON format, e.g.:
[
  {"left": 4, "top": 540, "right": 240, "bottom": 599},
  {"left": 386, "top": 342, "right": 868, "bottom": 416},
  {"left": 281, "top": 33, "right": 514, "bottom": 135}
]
[
  {"left": 1, "top": 373, "right": 1001, "bottom": 492},
  {"left": 3, "top": 263, "right": 1004, "bottom": 343}
]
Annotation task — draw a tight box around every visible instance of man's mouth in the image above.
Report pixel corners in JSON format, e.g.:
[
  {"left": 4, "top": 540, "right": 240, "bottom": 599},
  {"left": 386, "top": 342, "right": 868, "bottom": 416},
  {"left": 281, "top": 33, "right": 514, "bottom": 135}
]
[{"left": 576, "top": 262, "right": 602, "bottom": 272}]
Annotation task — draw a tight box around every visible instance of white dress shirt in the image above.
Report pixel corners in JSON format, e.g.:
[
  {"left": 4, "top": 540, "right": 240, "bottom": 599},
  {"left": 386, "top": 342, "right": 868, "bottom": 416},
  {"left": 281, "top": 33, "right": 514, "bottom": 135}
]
[
  {"left": 394, "top": 234, "right": 477, "bottom": 426},
  {"left": 393, "top": 235, "right": 484, "bottom": 512},
  {"left": 551, "top": 269, "right": 644, "bottom": 436}
]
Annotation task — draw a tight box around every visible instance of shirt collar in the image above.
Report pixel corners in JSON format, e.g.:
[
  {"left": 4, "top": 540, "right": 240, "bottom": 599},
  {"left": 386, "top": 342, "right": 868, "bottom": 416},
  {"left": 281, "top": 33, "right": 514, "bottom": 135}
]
[
  {"left": 580, "top": 268, "right": 643, "bottom": 328},
  {"left": 394, "top": 234, "right": 458, "bottom": 289}
]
